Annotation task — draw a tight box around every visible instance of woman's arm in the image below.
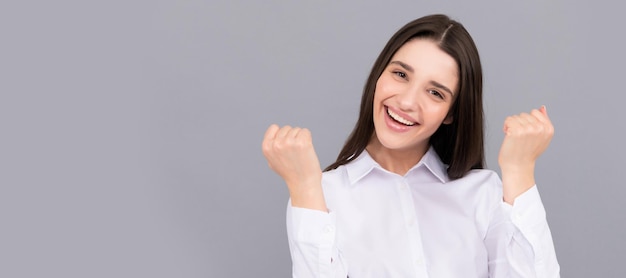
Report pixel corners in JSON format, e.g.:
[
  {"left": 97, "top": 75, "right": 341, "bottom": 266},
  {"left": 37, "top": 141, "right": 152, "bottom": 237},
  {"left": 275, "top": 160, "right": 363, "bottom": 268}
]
[
  {"left": 485, "top": 184, "right": 560, "bottom": 278},
  {"left": 286, "top": 202, "right": 348, "bottom": 278},
  {"left": 264, "top": 125, "right": 345, "bottom": 277},
  {"left": 487, "top": 106, "right": 559, "bottom": 277},
  {"left": 498, "top": 106, "right": 554, "bottom": 205},
  {"left": 262, "top": 124, "right": 327, "bottom": 211}
]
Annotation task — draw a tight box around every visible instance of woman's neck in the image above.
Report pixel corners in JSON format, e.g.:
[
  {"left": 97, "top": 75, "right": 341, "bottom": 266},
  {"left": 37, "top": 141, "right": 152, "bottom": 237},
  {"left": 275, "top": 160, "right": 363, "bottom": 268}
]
[{"left": 365, "top": 135, "right": 429, "bottom": 176}]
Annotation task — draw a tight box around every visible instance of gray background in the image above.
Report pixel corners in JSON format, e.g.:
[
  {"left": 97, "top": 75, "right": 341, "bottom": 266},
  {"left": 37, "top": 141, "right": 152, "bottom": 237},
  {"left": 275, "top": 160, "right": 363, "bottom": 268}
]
[{"left": 1, "top": 0, "right": 624, "bottom": 277}]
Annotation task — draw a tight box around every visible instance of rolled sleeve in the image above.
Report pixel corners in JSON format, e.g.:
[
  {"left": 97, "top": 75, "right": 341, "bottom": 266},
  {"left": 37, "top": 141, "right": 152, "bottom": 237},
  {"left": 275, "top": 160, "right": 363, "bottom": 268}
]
[
  {"left": 286, "top": 201, "right": 337, "bottom": 278},
  {"left": 500, "top": 185, "right": 560, "bottom": 278}
]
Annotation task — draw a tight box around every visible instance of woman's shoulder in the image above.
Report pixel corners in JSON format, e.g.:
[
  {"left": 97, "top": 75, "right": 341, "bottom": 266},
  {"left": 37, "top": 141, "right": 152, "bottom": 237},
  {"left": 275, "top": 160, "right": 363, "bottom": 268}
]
[
  {"left": 446, "top": 169, "right": 504, "bottom": 209},
  {"left": 456, "top": 168, "right": 502, "bottom": 188},
  {"left": 464, "top": 168, "right": 500, "bottom": 178},
  {"left": 322, "top": 152, "right": 376, "bottom": 187},
  {"left": 322, "top": 165, "right": 350, "bottom": 186}
]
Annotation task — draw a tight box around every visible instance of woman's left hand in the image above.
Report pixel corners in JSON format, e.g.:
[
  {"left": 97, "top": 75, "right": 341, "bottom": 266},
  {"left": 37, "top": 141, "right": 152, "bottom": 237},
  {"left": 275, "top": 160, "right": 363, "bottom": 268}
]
[{"left": 498, "top": 106, "right": 554, "bottom": 204}]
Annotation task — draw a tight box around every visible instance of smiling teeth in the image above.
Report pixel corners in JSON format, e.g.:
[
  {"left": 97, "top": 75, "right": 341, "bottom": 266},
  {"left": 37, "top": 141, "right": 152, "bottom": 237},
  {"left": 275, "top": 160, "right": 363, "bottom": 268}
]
[{"left": 387, "top": 108, "right": 416, "bottom": 126}]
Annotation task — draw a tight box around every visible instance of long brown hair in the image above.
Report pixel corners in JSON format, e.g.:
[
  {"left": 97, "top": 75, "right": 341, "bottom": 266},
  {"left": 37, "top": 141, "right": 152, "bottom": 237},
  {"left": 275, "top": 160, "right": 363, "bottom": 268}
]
[{"left": 324, "top": 14, "right": 484, "bottom": 180}]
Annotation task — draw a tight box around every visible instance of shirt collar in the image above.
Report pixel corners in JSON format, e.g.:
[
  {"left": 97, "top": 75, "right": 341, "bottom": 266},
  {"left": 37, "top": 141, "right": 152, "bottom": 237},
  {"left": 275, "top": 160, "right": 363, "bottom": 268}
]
[
  {"left": 345, "top": 146, "right": 450, "bottom": 185},
  {"left": 414, "top": 146, "right": 450, "bottom": 183}
]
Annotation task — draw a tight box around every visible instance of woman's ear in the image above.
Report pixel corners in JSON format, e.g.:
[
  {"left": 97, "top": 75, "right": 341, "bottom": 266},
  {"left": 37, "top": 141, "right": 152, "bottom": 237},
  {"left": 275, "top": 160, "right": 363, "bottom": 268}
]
[{"left": 443, "top": 114, "right": 453, "bottom": 125}]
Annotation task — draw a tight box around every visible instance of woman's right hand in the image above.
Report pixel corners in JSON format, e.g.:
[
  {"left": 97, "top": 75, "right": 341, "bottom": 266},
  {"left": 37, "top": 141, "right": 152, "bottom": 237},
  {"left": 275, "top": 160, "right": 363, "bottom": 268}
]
[{"left": 262, "top": 124, "right": 327, "bottom": 211}]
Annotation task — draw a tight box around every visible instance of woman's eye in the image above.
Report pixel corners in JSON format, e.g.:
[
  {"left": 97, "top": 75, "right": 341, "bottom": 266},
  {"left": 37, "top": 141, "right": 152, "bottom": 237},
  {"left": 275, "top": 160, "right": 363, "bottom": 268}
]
[
  {"left": 429, "top": 90, "right": 444, "bottom": 99},
  {"left": 393, "top": 71, "right": 407, "bottom": 79}
]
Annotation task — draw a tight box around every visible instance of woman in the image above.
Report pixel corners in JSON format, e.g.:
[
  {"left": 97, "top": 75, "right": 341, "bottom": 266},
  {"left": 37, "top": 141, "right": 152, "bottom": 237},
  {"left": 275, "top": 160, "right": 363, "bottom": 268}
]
[{"left": 262, "top": 14, "right": 560, "bottom": 277}]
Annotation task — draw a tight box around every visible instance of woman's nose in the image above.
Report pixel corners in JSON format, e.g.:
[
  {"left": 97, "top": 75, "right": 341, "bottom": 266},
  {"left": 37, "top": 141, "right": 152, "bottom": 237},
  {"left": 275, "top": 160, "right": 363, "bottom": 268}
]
[{"left": 396, "top": 89, "right": 421, "bottom": 112}]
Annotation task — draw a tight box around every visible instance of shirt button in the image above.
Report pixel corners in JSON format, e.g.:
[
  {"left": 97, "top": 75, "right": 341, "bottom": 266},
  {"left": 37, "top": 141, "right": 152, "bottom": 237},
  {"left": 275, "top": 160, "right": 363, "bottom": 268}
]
[
  {"left": 408, "top": 218, "right": 415, "bottom": 226},
  {"left": 415, "top": 258, "right": 423, "bottom": 266},
  {"left": 323, "top": 225, "right": 334, "bottom": 233},
  {"left": 399, "top": 182, "right": 408, "bottom": 191}
]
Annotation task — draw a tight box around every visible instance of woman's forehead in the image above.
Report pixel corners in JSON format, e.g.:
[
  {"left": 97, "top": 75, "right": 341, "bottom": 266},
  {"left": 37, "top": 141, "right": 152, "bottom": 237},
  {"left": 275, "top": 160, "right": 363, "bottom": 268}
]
[{"left": 390, "top": 39, "right": 459, "bottom": 91}]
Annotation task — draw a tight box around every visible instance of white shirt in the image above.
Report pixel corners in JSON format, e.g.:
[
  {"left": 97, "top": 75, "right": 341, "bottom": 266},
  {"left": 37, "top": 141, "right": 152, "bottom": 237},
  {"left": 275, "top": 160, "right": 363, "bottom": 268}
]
[{"left": 286, "top": 147, "right": 559, "bottom": 278}]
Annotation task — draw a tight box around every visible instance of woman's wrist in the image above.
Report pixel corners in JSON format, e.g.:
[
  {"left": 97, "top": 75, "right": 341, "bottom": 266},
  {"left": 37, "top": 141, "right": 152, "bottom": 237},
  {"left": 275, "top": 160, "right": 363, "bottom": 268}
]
[
  {"left": 288, "top": 180, "right": 327, "bottom": 212},
  {"left": 500, "top": 162, "right": 535, "bottom": 205}
]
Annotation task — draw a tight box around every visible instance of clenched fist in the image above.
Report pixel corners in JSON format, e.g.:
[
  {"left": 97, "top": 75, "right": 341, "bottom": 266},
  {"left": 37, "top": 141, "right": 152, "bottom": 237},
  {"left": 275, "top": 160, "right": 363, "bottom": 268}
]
[
  {"left": 498, "top": 106, "right": 554, "bottom": 204},
  {"left": 262, "top": 124, "right": 327, "bottom": 211}
]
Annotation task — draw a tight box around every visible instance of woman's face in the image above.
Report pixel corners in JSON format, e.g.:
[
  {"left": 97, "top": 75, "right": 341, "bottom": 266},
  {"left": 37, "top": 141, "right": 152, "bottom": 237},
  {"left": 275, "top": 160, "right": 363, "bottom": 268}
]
[{"left": 371, "top": 38, "right": 459, "bottom": 153}]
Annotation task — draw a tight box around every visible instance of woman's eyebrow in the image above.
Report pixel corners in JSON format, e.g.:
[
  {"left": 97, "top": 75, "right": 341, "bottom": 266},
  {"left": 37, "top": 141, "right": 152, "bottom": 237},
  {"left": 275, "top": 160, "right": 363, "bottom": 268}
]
[
  {"left": 389, "top": 61, "right": 414, "bottom": 73},
  {"left": 430, "top": 81, "right": 454, "bottom": 96}
]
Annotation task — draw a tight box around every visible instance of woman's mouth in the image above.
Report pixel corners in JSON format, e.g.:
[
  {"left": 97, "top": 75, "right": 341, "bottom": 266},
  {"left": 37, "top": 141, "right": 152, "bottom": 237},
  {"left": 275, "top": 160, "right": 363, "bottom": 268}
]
[{"left": 386, "top": 106, "right": 417, "bottom": 126}]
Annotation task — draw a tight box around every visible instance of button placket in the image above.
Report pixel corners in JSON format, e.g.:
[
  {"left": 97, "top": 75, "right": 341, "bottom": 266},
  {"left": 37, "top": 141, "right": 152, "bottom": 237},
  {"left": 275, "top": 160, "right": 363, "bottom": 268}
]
[{"left": 397, "top": 178, "right": 429, "bottom": 276}]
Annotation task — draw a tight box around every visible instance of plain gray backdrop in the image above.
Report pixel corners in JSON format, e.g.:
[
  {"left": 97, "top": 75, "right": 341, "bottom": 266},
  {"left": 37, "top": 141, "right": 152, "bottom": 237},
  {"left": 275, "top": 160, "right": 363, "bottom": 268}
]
[{"left": 2, "top": 0, "right": 625, "bottom": 277}]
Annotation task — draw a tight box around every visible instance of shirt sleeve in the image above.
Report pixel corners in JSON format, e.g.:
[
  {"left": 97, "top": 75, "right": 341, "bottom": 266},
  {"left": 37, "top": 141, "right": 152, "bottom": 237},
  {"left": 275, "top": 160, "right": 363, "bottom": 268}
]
[
  {"left": 286, "top": 200, "right": 347, "bottom": 278},
  {"left": 485, "top": 185, "right": 560, "bottom": 278}
]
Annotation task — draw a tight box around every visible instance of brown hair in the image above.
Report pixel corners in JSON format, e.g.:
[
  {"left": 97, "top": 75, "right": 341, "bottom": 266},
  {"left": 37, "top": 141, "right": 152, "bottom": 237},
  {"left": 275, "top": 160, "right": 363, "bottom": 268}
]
[{"left": 324, "top": 14, "right": 484, "bottom": 180}]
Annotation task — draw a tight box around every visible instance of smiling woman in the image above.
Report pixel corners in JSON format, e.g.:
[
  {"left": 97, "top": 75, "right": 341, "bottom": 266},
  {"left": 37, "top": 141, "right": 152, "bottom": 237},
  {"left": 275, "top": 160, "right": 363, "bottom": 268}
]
[
  {"left": 262, "top": 14, "right": 559, "bottom": 277},
  {"left": 368, "top": 39, "right": 458, "bottom": 175}
]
